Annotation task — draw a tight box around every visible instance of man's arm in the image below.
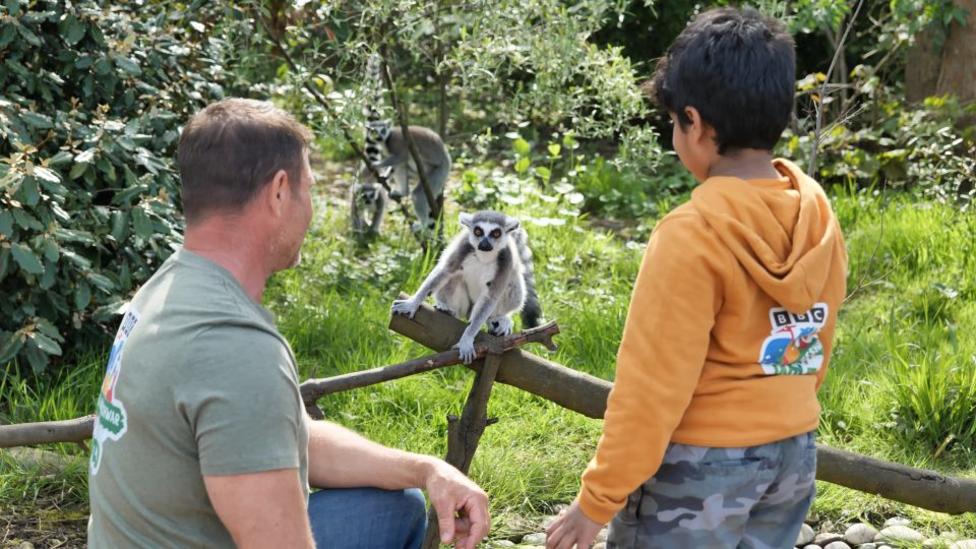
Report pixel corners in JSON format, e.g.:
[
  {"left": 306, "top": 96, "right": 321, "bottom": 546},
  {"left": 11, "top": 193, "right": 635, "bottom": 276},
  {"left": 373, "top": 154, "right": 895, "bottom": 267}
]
[
  {"left": 204, "top": 468, "right": 313, "bottom": 549},
  {"left": 307, "top": 418, "right": 490, "bottom": 548}
]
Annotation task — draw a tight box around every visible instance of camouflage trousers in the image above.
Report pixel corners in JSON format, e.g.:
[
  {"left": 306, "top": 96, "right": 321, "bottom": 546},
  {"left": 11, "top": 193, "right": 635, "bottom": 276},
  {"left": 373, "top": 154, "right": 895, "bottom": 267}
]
[{"left": 607, "top": 431, "right": 816, "bottom": 549}]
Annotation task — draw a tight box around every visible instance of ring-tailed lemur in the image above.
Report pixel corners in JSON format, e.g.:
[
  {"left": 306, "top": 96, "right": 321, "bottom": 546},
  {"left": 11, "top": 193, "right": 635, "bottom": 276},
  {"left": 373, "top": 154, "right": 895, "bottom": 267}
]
[
  {"left": 359, "top": 56, "right": 451, "bottom": 233},
  {"left": 350, "top": 165, "right": 388, "bottom": 235},
  {"left": 391, "top": 210, "right": 542, "bottom": 363},
  {"left": 349, "top": 54, "right": 392, "bottom": 235}
]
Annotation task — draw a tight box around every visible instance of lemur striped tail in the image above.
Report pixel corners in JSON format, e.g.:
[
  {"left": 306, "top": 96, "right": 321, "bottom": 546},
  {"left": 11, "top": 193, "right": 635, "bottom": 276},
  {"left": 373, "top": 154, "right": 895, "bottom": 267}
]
[{"left": 513, "top": 228, "right": 542, "bottom": 328}]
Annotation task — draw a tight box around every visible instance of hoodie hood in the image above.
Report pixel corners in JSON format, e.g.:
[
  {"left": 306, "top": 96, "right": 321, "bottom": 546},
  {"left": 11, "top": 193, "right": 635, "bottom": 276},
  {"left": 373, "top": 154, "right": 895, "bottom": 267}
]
[{"left": 691, "top": 159, "right": 843, "bottom": 313}]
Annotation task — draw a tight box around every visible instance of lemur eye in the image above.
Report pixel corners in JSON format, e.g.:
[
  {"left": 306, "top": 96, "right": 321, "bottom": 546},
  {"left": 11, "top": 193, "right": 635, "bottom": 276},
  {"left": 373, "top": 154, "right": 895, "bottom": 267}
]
[
  {"left": 490, "top": 229, "right": 502, "bottom": 239},
  {"left": 474, "top": 227, "right": 484, "bottom": 237}
]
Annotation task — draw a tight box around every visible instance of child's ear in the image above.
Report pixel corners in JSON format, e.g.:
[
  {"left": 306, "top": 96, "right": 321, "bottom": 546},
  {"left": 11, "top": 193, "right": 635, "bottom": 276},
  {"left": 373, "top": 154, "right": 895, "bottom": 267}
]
[
  {"left": 684, "top": 106, "right": 704, "bottom": 140},
  {"left": 684, "top": 106, "right": 714, "bottom": 145}
]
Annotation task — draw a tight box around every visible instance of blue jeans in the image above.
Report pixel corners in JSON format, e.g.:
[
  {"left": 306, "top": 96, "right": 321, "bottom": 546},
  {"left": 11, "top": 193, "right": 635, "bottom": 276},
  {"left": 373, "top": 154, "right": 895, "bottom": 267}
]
[{"left": 307, "top": 487, "right": 428, "bottom": 548}]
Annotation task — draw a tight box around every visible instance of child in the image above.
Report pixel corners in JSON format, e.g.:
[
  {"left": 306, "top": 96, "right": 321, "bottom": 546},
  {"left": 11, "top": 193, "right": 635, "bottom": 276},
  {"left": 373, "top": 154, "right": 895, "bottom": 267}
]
[{"left": 546, "top": 7, "right": 847, "bottom": 548}]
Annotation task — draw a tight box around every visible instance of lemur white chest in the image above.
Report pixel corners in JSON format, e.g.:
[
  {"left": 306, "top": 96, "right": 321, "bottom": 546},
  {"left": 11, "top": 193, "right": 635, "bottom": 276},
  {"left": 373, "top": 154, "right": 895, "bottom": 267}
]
[{"left": 460, "top": 253, "right": 498, "bottom": 299}]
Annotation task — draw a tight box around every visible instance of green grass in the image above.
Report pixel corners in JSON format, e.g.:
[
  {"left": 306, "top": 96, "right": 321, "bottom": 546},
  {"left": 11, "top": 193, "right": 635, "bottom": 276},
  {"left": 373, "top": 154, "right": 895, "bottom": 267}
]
[{"left": 2, "top": 173, "right": 976, "bottom": 541}]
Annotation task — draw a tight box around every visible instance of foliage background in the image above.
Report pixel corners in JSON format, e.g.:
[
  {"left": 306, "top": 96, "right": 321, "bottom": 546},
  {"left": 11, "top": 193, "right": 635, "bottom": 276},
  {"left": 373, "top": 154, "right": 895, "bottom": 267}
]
[{"left": 1, "top": 0, "right": 975, "bottom": 543}]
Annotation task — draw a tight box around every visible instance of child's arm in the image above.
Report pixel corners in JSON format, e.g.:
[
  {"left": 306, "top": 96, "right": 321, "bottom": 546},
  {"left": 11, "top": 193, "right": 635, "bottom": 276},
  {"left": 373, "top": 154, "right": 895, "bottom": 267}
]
[{"left": 577, "top": 213, "right": 729, "bottom": 524}]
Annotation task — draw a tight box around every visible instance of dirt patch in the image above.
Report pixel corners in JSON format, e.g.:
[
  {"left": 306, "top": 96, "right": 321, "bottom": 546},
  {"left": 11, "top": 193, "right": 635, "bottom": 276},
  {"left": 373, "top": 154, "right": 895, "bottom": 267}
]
[{"left": 1, "top": 506, "right": 87, "bottom": 549}]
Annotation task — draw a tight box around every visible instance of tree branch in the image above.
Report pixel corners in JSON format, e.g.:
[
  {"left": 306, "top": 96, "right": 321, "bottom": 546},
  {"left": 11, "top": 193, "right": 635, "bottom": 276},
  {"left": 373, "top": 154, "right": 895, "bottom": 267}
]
[
  {"left": 257, "top": 14, "right": 419, "bottom": 231},
  {"left": 809, "top": 0, "right": 865, "bottom": 177},
  {"left": 378, "top": 44, "right": 442, "bottom": 223}
]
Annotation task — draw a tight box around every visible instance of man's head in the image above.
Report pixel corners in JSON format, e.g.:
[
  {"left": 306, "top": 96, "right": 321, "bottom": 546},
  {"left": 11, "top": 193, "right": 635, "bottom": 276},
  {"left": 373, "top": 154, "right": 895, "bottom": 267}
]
[
  {"left": 649, "top": 7, "right": 795, "bottom": 180},
  {"left": 178, "top": 98, "right": 314, "bottom": 270}
]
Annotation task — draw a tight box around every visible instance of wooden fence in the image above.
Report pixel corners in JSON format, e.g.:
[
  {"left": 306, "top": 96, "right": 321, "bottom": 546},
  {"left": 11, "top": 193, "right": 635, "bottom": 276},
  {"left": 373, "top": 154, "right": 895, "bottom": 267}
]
[{"left": 1, "top": 296, "right": 974, "bottom": 547}]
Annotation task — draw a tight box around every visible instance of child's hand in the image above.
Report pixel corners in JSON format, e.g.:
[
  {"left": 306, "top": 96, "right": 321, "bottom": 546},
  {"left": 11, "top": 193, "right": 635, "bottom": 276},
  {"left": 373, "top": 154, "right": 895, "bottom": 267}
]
[{"left": 544, "top": 500, "right": 604, "bottom": 549}]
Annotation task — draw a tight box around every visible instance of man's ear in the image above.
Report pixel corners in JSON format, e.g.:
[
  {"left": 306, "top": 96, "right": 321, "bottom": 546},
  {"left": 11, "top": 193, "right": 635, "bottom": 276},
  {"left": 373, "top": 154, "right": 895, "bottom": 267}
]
[
  {"left": 267, "top": 169, "right": 290, "bottom": 216},
  {"left": 459, "top": 212, "right": 473, "bottom": 228}
]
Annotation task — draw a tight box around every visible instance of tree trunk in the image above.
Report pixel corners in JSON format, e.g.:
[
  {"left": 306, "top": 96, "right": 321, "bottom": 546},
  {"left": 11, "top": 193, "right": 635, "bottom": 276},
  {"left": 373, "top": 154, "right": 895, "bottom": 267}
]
[
  {"left": 936, "top": 0, "right": 976, "bottom": 104},
  {"left": 906, "top": 0, "right": 976, "bottom": 104}
]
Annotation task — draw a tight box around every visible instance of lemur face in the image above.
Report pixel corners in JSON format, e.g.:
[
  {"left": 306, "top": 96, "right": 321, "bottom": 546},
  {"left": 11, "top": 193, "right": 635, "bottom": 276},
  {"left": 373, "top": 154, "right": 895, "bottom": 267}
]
[
  {"left": 356, "top": 185, "right": 379, "bottom": 204},
  {"left": 459, "top": 212, "right": 519, "bottom": 253},
  {"left": 366, "top": 120, "right": 392, "bottom": 142}
]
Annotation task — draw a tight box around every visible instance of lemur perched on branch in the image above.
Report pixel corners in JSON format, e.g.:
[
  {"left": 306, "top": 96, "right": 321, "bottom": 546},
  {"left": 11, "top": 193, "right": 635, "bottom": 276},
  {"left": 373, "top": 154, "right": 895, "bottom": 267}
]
[{"left": 392, "top": 211, "right": 542, "bottom": 363}]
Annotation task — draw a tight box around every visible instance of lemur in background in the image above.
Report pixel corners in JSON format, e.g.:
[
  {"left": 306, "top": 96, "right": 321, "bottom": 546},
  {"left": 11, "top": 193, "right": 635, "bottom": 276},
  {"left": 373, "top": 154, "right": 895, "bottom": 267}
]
[
  {"left": 350, "top": 55, "right": 392, "bottom": 235},
  {"left": 357, "top": 55, "right": 451, "bottom": 234},
  {"left": 392, "top": 211, "right": 542, "bottom": 363}
]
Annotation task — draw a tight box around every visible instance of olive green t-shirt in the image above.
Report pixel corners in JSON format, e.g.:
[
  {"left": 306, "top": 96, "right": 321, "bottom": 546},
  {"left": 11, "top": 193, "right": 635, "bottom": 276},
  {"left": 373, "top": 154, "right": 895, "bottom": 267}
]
[{"left": 88, "top": 249, "right": 309, "bottom": 548}]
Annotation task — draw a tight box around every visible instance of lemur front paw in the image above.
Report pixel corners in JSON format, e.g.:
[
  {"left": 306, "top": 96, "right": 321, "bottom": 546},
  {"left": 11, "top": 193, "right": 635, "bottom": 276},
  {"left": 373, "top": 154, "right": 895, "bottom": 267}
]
[
  {"left": 391, "top": 299, "right": 420, "bottom": 319},
  {"left": 389, "top": 190, "right": 402, "bottom": 201},
  {"left": 454, "top": 337, "right": 477, "bottom": 364}
]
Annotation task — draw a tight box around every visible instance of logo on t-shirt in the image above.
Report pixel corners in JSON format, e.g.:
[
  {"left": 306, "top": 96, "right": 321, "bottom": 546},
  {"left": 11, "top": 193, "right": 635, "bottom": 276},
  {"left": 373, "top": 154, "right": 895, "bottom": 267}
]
[
  {"left": 758, "top": 303, "right": 827, "bottom": 375},
  {"left": 90, "top": 308, "right": 139, "bottom": 475}
]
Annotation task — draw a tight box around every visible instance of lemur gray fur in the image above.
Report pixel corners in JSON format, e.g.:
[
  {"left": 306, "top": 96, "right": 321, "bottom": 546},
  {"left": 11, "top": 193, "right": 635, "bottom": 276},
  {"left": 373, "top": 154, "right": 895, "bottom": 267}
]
[
  {"left": 391, "top": 211, "right": 542, "bottom": 363},
  {"left": 366, "top": 121, "right": 451, "bottom": 233},
  {"left": 349, "top": 165, "right": 388, "bottom": 235}
]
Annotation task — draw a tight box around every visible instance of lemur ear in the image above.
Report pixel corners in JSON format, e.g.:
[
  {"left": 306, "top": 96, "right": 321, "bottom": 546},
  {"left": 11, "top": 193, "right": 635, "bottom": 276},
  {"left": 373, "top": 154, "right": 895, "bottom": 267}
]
[
  {"left": 505, "top": 218, "right": 520, "bottom": 232},
  {"left": 459, "top": 213, "right": 473, "bottom": 228}
]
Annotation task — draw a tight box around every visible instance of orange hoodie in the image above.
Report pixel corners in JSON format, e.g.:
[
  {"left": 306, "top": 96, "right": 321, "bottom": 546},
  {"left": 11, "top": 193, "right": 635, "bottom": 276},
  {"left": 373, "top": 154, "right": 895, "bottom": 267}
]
[{"left": 578, "top": 159, "right": 848, "bottom": 524}]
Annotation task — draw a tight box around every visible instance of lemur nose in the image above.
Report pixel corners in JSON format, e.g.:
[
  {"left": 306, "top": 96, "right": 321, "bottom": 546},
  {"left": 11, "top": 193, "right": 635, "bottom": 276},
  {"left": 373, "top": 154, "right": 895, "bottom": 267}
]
[{"left": 478, "top": 239, "right": 493, "bottom": 252}]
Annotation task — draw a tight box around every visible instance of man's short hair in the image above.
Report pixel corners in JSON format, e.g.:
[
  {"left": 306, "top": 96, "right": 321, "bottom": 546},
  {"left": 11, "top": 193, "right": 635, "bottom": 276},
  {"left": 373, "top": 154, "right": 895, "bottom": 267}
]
[
  {"left": 177, "top": 98, "right": 313, "bottom": 223},
  {"left": 649, "top": 7, "right": 795, "bottom": 154}
]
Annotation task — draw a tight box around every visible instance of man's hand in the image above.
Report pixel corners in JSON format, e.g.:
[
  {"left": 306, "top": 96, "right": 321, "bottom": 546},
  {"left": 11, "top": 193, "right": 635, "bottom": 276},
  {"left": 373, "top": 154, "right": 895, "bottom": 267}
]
[
  {"left": 424, "top": 460, "right": 490, "bottom": 549},
  {"left": 545, "top": 500, "right": 604, "bottom": 549}
]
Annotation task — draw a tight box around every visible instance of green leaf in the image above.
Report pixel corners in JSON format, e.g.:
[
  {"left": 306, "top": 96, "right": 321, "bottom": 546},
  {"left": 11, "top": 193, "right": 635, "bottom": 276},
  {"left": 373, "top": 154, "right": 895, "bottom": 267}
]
[
  {"left": 11, "top": 243, "right": 44, "bottom": 275},
  {"left": 0, "top": 248, "right": 10, "bottom": 282},
  {"left": 0, "top": 210, "right": 13, "bottom": 237},
  {"left": 131, "top": 206, "right": 152, "bottom": 238},
  {"left": 110, "top": 210, "right": 128, "bottom": 242},
  {"left": 75, "top": 148, "right": 96, "bottom": 164},
  {"left": 69, "top": 162, "right": 89, "bottom": 180},
  {"left": 513, "top": 138, "right": 531, "bottom": 156},
  {"left": 0, "top": 25, "right": 16, "bottom": 49},
  {"left": 0, "top": 331, "right": 25, "bottom": 364},
  {"left": 41, "top": 237, "right": 59, "bottom": 263},
  {"left": 534, "top": 166, "right": 551, "bottom": 182},
  {"left": 548, "top": 143, "right": 561, "bottom": 157},
  {"left": 87, "top": 272, "right": 116, "bottom": 292},
  {"left": 17, "top": 176, "right": 39, "bottom": 206},
  {"left": 5, "top": 0, "right": 22, "bottom": 17},
  {"left": 39, "top": 264, "right": 56, "bottom": 289},
  {"left": 29, "top": 331, "right": 62, "bottom": 356},
  {"left": 93, "top": 56, "right": 112, "bottom": 75},
  {"left": 20, "top": 111, "right": 53, "bottom": 129},
  {"left": 34, "top": 317, "right": 60, "bottom": 339},
  {"left": 32, "top": 166, "right": 61, "bottom": 184},
  {"left": 23, "top": 343, "right": 49, "bottom": 374},
  {"left": 16, "top": 23, "right": 42, "bottom": 47},
  {"left": 74, "top": 282, "right": 92, "bottom": 310},
  {"left": 46, "top": 151, "right": 74, "bottom": 166},
  {"left": 62, "top": 14, "right": 86, "bottom": 45},
  {"left": 12, "top": 209, "right": 43, "bottom": 230},
  {"left": 112, "top": 53, "right": 142, "bottom": 76},
  {"left": 514, "top": 157, "right": 531, "bottom": 174}
]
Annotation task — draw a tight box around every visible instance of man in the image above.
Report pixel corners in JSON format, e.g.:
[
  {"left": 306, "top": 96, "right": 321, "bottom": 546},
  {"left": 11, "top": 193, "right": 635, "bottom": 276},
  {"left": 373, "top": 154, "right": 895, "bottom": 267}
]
[{"left": 88, "top": 98, "right": 489, "bottom": 548}]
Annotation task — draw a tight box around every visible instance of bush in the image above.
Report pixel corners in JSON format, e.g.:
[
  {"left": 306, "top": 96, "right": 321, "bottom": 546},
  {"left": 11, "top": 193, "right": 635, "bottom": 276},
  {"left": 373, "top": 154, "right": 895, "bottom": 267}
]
[{"left": 0, "top": 1, "right": 233, "bottom": 373}]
